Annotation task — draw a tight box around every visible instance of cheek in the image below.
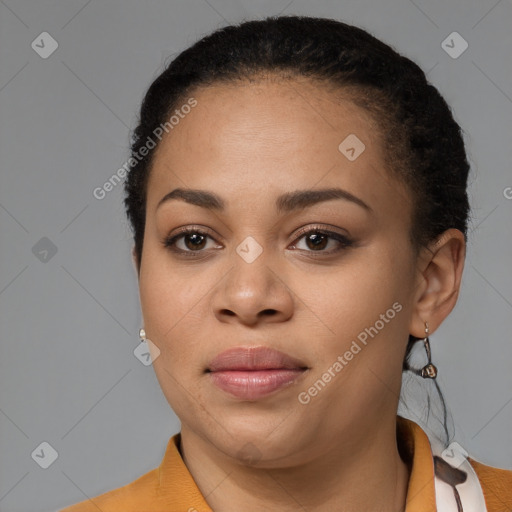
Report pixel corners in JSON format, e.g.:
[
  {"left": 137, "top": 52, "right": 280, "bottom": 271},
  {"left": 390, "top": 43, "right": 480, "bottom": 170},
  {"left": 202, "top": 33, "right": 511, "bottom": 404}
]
[
  {"left": 140, "top": 238, "right": 194, "bottom": 321},
  {"left": 138, "top": 249, "right": 215, "bottom": 420},
  {"left": 301, "top": 243, "right": 412, "bottom": 378},
  {"left": 309, "top": 249, "right": 403, "bottom": 327},
  {"left": 139, "top": 249, "right": 188, "bottom": 351},
  {"left": 295, "top": 257, "right": 409, "bottom": 415},
  {"left": 138, "top": 245, "right": 218, "bottom": 369}
]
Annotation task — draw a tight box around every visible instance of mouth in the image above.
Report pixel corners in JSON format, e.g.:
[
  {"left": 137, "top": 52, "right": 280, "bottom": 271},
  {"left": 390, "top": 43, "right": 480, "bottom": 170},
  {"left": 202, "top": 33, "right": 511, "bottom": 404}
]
[{"left": 206, "top": 346, "right": 309, "bottom": 400}]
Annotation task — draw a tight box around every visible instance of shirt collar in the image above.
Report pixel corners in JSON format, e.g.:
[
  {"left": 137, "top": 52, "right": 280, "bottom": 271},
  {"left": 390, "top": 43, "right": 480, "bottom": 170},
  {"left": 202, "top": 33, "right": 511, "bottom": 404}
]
[{"left": 397, "top": 415, "right": 438, "bottom": 511}]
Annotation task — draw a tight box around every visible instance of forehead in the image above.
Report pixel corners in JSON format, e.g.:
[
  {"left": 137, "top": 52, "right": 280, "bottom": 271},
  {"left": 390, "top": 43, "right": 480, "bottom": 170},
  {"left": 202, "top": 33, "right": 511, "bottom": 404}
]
[
  {"left": 154, "top": 78, "right": 379, "bottom": 160},
  {"left": 146, "top": 78, "right": 410, "bottom": 218}
]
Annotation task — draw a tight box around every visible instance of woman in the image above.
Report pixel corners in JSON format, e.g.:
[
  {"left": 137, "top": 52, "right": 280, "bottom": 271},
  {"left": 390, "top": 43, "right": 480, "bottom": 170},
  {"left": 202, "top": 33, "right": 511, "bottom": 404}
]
[{"left": 61, "top": 15, "right": 512, "bottom": 512}]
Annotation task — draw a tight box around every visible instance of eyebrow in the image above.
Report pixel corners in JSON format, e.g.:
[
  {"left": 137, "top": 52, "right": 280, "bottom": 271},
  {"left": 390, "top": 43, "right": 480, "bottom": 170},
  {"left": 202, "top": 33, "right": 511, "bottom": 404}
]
[{"left": 157, "top": 187, "right": 373, "bottom": 214}]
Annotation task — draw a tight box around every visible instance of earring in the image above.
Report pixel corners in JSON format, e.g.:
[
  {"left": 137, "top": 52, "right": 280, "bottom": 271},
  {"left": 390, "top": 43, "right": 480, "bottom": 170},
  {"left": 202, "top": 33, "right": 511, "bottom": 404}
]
[
  {"left": 404, "top": 321, "right": 438, "bottom": 379},
  {"left": 419, "top": 322, "right": 438, "bottom": 379},
  {"left": 139, "top": 328, "right": 146, "bottom": 342}
]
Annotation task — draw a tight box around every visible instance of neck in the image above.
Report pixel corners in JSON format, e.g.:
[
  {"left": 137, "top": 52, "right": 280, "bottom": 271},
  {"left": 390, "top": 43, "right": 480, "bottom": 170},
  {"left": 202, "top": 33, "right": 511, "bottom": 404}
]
[{"left": 180, "top": 415, "right": 410, "bottom": 512}]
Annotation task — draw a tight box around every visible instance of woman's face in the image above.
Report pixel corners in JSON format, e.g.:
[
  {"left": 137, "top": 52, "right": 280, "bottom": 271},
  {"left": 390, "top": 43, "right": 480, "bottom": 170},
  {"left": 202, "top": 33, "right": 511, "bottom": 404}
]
[{"left": 138, "top": 78, "right": 422, "bottom": 465}]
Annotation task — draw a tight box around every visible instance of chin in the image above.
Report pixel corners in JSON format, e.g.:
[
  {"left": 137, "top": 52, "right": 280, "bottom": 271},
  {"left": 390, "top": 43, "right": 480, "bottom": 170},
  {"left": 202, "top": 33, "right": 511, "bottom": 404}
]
[{"left": 199, "top": 412, "right": 313, "bottom": 468}]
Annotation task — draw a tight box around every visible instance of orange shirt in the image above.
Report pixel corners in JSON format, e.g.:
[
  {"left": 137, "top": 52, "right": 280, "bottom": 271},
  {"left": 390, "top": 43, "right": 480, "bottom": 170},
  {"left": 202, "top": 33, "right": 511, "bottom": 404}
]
[{"left": 60, "top": 416, "right": 512, "bottom": 511}]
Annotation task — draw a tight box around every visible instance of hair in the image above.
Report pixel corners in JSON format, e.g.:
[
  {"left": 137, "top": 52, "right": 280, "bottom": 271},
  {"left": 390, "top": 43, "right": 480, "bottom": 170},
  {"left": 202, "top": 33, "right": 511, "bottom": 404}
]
[{"left": 124, "top": 15, "right": 471, "bottom": 445}]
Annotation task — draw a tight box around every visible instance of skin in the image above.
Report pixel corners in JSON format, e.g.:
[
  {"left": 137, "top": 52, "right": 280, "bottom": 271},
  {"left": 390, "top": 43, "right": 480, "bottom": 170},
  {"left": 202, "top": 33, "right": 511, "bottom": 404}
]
[{"left": 134, "top": 77, "right": 466, "bottom": 511}]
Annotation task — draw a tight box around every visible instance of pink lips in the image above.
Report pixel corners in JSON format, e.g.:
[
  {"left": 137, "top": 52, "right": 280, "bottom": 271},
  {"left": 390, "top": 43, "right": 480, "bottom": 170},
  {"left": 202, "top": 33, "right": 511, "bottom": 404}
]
[{"left": 207, "top": 346, "right": 308, "bottom": 400}]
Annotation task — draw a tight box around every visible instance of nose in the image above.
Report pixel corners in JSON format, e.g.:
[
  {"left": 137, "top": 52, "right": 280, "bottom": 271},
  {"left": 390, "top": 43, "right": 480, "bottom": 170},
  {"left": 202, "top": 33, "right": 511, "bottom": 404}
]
[{"left": 211, "top": 256, "right": 294, "bottom": 327}]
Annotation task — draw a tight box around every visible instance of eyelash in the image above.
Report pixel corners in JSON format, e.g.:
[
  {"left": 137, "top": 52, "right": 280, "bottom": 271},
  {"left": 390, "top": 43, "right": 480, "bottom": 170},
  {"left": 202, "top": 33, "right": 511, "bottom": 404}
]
[{"left": 162, "top": 225, "right": 354, "bottom": 258}]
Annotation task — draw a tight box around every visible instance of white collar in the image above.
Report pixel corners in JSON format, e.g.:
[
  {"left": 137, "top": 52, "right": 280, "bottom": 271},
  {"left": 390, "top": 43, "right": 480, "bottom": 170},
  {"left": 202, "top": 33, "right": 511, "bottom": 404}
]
[{"left": 432, "top": 440, "right": 488, "bottom": 512}]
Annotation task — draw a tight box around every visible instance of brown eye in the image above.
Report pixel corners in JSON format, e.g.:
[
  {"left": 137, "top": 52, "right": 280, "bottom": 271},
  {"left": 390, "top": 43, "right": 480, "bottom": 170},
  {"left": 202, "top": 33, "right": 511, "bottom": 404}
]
[
  {"left": 182, "top": 233, "right": 207, "bottom": 250},
  {"left": 163, "top": 228, "right": 221, "bottom": 255},
  {"left": 304, "top": 232, "right": 329, "bottom": 251},
  {"left": 290, "top": 228, "right": 354, "bottom": 254}
]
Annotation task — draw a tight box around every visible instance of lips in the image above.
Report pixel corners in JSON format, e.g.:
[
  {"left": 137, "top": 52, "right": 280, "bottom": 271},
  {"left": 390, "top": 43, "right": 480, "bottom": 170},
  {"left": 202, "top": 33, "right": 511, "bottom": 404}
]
[{"left": 207, "top": 346, "right": 308, "bottom": 400}]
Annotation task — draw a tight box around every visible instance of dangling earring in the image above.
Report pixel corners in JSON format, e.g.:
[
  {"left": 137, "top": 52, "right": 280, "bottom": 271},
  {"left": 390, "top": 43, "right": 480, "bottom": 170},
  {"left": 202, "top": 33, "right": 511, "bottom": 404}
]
[
  {"left": 404, "top": 321, "right": 438, "bottom": 379},
  {"left": 419, "top": 321, "right": 438, "bottom": 379},
  {"left": 139, "top": 328, "right": 146, "bottom": 342}
]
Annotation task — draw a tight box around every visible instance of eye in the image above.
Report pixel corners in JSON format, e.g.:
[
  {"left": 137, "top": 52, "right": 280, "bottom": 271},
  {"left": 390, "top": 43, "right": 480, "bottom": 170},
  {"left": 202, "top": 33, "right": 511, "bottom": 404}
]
[
  {"left": 289, "top": 226, "right": 354, "bottom": 254},
  {"left": 163, "top": 227, "right": 221, "bottom": 256}
]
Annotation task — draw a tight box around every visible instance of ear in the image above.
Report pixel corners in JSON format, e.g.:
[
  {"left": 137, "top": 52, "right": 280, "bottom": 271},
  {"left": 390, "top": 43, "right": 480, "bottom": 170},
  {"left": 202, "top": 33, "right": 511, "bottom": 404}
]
[
  {"left": 409, "top": 228, "right": 466, "bottom": 338},
  {"left": 131, "top": 245, "right": 140, "bottom": 279}
]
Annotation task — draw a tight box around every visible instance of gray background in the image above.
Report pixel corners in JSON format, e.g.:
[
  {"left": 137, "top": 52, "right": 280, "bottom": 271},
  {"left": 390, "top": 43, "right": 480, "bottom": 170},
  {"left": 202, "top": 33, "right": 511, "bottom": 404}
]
[{"left": 0, "top": 0, "right": 511, "bottom": 511}]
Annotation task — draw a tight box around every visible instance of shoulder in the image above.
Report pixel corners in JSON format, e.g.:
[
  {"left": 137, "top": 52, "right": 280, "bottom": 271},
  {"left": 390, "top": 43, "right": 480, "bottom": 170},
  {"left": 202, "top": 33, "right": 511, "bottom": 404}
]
[
  {"left": 59, "top": 467, "right": 160, "bottom": 512},
  {"left": 58, "top": 433, "right": 210, "bottom": 512},
  {"left": 469, "top": 457, "right": 512, "bottom": 510}
]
